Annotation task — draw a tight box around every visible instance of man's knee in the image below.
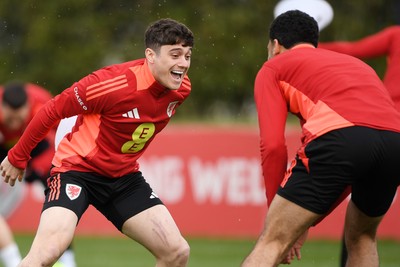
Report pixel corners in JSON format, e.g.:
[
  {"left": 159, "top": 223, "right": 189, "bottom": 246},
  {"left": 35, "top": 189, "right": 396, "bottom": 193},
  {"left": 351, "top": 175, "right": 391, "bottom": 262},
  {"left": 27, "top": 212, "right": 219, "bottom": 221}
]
[
  {"left": 20, "top": 245, "right": 63, "bottom": 267},
  {"left": 159, "top": 237, "right": 190, "bottom": 266}
]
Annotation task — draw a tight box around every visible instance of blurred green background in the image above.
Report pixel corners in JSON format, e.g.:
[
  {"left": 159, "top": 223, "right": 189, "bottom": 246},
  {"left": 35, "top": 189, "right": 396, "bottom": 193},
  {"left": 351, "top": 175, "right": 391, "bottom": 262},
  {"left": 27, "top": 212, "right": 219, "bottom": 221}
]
[{"left": 0, "top": 0, "right": 398, "bottom": 122}]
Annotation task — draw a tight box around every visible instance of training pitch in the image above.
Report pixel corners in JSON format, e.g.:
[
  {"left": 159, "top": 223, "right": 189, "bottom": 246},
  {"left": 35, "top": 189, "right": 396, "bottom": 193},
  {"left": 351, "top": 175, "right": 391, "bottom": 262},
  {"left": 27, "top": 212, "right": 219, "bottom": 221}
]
[{"left": 12, "top": 234, "right": 400, "bottom": 267}]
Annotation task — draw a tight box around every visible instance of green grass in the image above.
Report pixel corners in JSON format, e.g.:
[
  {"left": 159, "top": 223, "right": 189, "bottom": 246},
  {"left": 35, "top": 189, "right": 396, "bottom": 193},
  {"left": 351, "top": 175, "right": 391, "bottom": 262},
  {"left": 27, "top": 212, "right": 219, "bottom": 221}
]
[{"left": 10, "top": 234, "right": 400, "bottom": 267}]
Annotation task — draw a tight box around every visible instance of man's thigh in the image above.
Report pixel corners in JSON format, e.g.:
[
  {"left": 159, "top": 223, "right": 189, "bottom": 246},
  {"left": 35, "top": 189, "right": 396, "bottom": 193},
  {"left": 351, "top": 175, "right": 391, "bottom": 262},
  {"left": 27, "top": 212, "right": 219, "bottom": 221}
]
[
  {"left": 93, "top": 172, "right": 163, "bottom": 231},
  {"left": 344, "top": 201, "right": 383, "bottom": 239},
  {"left": 27, "top": 206, "right": 78, "bottom": 259},
  {"left": 265, "top": 195, "right": 321, "bottom": 244},
  {"left": 121, "top": 204, "right": 185, "bottom": 255}
]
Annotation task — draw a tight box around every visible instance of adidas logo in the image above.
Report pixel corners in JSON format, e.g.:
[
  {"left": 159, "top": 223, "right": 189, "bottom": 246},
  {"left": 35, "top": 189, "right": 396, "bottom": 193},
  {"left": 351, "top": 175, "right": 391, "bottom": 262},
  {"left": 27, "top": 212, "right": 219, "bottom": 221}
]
[
  {"left": 122, "top": 108, "right": 140, "bottom": 119},
  {"left": 150, "top": 192, "right": 159, "bottom": 199}
]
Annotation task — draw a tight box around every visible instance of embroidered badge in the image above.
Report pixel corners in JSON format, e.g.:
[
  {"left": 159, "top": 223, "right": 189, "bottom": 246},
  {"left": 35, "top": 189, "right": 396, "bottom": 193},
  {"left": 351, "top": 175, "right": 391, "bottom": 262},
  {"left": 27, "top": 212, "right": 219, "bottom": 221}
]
[
  {"left": 167, "top": 101, "right": 179, "bottom": 117},
  {"left": 65, "top": 183, "right": 82, "bottom": 200}
]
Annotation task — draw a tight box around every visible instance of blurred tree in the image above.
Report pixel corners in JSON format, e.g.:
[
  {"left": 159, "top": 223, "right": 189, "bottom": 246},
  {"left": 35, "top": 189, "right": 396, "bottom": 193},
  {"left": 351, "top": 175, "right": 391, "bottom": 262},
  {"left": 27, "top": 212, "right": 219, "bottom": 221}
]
[{"left": 0, "top": 0, "right": 395, "bottom": 121}]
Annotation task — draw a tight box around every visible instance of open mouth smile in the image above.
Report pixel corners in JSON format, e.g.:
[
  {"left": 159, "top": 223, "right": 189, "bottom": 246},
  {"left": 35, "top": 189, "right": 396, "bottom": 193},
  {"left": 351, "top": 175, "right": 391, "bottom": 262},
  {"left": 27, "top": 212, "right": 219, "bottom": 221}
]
[{"left": 171, "top": 70, "right": 184, "bottom": 81}]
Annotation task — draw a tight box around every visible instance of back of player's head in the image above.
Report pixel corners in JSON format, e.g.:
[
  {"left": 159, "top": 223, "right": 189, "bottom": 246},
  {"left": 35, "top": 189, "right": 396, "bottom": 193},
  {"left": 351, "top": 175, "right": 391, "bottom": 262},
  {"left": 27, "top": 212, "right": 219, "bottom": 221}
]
[
  {"left": 269, "top": 10, "right": 319, "bottom": 49},
  {"left": 145, "top": 18, "right": 194, "bottom": 52},
  {"left": 2, "top": 81, "right": 28, "bottom": 109}
]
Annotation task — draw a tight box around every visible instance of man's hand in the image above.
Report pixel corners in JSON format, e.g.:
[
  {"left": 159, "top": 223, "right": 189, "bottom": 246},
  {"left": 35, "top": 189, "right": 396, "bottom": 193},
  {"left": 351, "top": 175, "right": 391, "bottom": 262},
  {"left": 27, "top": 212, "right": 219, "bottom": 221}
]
[
  {"left": 281, "top": 229, "right": 309, "bottom": 264},
  {"left": 0, "top": 156, "right": 25, "bottom": 186}
]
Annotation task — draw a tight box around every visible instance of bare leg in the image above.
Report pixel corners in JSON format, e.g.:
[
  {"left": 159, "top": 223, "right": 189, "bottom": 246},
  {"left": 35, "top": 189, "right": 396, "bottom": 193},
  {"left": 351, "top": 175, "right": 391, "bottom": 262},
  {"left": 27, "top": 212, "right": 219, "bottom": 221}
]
[
  {"left": 242, "top": 195, "right": 321, "bottom": 267},
  {"left": 19, "top": 207, "right": 78, "bottom": 267},
  {"left": 0, "top": 215, "right": 15, "bottom": 249},
  {"left": 0, "top": 216, "right": 21, "bottom": 267},
  {"left": 122, "top": 204, "right": 190, "bottom": 267},
  {"left": 344, "top": 201, "right": 382, "bottom": 267}
]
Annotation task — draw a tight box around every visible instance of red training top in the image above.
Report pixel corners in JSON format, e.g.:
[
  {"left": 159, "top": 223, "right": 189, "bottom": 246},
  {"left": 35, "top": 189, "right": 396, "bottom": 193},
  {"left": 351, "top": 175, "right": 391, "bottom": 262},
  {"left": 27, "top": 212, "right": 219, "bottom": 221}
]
[
  {"left": 255, "top": 44, "right": 400, "bottom": 206},
  {"left": 8, "top": 59, "right": 191, "bottom": 178}
]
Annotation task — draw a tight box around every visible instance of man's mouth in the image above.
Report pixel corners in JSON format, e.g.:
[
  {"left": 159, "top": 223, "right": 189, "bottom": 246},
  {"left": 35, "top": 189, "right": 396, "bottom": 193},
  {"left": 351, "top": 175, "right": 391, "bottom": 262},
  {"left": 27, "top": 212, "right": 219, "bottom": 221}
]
[{"left": 171, "top": 70, "right": 184, "bottom": 80}]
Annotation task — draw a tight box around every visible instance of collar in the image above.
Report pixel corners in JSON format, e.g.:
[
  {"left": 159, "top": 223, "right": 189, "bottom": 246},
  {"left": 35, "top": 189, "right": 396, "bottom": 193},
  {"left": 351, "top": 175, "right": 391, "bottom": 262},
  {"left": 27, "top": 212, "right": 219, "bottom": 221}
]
[
  {"left": 290, "top": 44, "right": 316, "bottom": 50},
  {"left": 131, "top": 60, "right": 168, "bottom": 97}
]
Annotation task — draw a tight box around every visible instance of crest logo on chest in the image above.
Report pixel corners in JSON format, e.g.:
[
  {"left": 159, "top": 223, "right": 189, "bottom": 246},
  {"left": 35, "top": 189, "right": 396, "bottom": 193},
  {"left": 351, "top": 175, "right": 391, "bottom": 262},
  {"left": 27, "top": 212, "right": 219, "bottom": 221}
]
[{"left": 167, "top": 101, "right": 179, "bottom": 117}]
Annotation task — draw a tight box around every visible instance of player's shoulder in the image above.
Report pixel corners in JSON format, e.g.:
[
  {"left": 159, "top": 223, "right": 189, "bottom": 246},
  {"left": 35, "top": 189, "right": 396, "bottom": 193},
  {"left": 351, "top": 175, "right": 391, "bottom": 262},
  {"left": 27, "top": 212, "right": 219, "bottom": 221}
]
[
  {"left": 26, "top": 83, "right": 49, "bottom": 92},
  {"left": 26, "top": 83, "right": 52, "bottom": 100},
  {"left": 95, "top": 58, "right": 145, "bottom": 77},
  {"left": 383, "top": 25, "right": 400, "bottom": 34},
  {"left": 73, "top": 60, "right": 150, "bottom": 106},
  {"left": 82, "top": 59, "right": 145, "bottom": 94}
]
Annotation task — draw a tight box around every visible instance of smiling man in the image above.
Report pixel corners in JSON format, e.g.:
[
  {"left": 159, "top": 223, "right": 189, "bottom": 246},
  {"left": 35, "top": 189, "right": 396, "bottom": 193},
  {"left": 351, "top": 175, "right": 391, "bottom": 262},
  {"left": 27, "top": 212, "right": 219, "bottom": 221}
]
[{"left": 1, "top": 18, "right": 194, "bottom": 267}]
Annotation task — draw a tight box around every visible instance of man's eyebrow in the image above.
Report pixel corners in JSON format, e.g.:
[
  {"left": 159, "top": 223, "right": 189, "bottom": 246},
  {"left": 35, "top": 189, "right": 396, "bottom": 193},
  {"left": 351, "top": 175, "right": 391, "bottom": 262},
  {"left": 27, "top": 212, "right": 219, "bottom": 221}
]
[{"left": 168, "top": 47, "right": 192, "bottom": 53}]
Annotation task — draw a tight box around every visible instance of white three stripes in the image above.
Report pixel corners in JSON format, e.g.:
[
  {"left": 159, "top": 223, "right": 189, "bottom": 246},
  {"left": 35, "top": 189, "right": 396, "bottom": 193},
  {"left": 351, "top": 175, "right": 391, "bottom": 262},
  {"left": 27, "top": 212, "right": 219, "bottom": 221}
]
[{"left": 122, "top": 108, "right": 140, "bottom": 119}]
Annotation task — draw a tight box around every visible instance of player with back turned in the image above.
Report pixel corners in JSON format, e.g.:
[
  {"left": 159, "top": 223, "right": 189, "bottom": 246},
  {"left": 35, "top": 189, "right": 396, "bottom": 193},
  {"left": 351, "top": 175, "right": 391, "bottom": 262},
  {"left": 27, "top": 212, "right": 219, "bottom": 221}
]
[
  {"left": 242, "top": 10, "right": 400, "bottom": 266},
  {"left": 319, "top": 23, "right": 400, "bottom": 267},
  {"left": 1, "top": 18, "right": 194, "bottom": 267}
]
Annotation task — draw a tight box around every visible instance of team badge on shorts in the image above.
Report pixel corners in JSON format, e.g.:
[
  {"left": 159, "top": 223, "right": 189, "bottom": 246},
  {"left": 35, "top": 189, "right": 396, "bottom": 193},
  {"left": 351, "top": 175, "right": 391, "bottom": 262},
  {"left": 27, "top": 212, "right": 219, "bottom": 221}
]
[{"left": 66, "top": 184, "right": 82, "bottom": 200}]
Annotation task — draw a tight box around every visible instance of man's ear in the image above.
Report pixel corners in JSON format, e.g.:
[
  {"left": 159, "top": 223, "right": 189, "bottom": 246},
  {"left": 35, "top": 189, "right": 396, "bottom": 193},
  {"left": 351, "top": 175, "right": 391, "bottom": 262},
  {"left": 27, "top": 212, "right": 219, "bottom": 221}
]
[
  {"left": 145, "top": 48, "right": 155, "bottom": 63},
  {"left": 272, "top": 39, "right": 282, "bottom": 56}
]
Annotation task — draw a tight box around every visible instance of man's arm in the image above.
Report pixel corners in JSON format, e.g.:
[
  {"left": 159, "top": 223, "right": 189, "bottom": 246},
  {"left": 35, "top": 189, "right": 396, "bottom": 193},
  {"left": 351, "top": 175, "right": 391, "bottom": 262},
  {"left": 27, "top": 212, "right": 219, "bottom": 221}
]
[
  {"left": 254, "top": 67, "right": 288, "bottom": 206},
  {"left": 319, "top": 26, "right": 400, "bottom": 59}
]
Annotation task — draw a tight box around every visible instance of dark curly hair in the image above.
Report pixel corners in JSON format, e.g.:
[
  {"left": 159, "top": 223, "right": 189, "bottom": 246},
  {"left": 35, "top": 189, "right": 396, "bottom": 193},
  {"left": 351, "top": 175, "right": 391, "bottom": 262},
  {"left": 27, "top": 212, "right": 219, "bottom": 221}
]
[
  {"left": 145, "top": 18, "right": 194, "bottom": 52},
  {"left": 269, "top": 10, "right": 319, "bottom": 49}
]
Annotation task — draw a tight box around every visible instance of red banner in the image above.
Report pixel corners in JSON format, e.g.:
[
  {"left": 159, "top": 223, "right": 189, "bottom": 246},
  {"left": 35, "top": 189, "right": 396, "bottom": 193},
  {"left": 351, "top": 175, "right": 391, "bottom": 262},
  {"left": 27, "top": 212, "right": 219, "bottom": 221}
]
[{"left": 7, "top": 124, "right": 400, "bottom": 239}]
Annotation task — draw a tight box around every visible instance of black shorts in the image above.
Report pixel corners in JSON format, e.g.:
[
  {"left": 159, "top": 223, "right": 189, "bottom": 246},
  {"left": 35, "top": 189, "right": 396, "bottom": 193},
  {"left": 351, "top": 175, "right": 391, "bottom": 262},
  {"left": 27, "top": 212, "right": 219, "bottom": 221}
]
[
  {"left": 278, "top": 126, "right": 400, "bottom": 217},
  {"left": 43, "top": 171, "right": 163, "bottom": 231}
]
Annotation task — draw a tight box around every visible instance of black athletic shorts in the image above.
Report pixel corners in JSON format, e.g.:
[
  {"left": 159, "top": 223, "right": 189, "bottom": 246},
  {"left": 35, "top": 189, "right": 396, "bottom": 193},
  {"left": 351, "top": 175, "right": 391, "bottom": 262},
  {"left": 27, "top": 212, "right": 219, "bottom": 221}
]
[
  {"left": 278, "top": 126, "right": 400, "bottom": 217},
  {"left": 42, "top": 171, "right": 163, "bottom": 231}
]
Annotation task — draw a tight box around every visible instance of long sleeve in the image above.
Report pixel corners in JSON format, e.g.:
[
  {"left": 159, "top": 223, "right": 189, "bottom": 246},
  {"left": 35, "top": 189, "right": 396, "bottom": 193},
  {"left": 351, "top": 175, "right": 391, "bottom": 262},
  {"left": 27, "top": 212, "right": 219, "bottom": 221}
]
[
  {"left": 319, "top": 26, "right": 400, "bottom": 58},
  {"left": 254, "top": 67, "right": 289, "bottom": 206},
  {"left": 8, "top": 99, "right": 61, "bottom": 169},
  {"left": 7, "top": 84, "right": 87, "bottom": 169}
]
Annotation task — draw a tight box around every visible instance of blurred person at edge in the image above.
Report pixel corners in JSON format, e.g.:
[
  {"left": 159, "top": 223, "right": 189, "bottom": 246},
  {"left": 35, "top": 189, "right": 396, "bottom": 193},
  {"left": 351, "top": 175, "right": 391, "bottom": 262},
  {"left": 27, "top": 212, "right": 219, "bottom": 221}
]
[
  {"left": 0, "top": 82, "right": 77, "bottom": 267},
  {"left": 242, "top": 10, "right": 400, "bottom": 266},
  {"left": 319, "top": 20, "right": 400, "bottom": 267}
]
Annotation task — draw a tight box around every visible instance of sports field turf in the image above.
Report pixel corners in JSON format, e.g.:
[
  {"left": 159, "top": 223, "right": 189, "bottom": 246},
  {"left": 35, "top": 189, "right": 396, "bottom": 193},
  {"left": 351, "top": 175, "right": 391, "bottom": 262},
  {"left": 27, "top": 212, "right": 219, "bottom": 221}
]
[{"left": 10, "top": 234, "right": 400, "bottom": 267}]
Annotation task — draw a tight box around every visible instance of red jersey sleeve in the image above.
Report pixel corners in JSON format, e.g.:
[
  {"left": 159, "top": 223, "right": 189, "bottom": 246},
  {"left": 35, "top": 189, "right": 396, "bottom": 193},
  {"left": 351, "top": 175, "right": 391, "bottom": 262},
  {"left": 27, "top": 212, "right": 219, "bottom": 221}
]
[
  {"left": 7, "top": 86, "right": 83, "bottom": 169},
  {"left": 254, "top": 66, "right": 289, "bottom": 206},
  {"left": 318, "top": 26, "right": 400, "bottom": 59},
  {"left": 7, "top": 66, "right": 123, "bottom": 169}
]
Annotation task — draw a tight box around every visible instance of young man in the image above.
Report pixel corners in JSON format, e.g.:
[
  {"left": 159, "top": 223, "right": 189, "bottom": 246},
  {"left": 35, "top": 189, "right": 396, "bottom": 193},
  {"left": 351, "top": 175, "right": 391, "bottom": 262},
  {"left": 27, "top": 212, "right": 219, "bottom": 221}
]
[
  {"left": 0, "top": 82, "right": 76, "bottom": 267},
  {"left": 1, "top": 18, "right": 194, "bottom": 267},
  {"left": 319, "top": 25, "right": 400, "bottom": 267},
  {"left": 242, "top": 10, "right": 400, "bottom": 266}
]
